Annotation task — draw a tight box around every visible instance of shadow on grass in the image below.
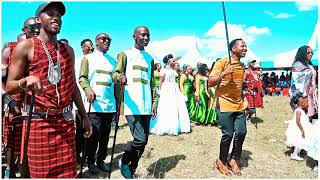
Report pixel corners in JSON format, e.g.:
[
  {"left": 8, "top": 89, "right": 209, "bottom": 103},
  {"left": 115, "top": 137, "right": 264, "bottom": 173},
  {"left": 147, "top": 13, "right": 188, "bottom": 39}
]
[
  {"left": 239, "top": 150, "right": 253, "bottom": 168},
  {"left": 284, "top": 147, "right": 294, "bottom": 156},
  {"left": 146, "top": 155, "right": 186, "bottom": 178},
  {"left": 306, "top": 157, "right": 318, "bottom": 170},
  {"left": 251, "top": 116, "right": 264, "bottom": 125},
  {"left": 284, "top": 147, "right": 318, "bottom": 170}
]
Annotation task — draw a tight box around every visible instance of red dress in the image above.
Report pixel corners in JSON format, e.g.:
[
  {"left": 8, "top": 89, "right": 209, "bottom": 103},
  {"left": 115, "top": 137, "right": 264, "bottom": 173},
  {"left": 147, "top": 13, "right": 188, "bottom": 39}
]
[
  {"left": 21, "top": 37, "right": 76, "bottom": 178},
  {"left": 244, "top": 70, "right": 264, "bottom": 108},
  {"left": 2, "top": 42, "right": 23, "bottom": 154}
]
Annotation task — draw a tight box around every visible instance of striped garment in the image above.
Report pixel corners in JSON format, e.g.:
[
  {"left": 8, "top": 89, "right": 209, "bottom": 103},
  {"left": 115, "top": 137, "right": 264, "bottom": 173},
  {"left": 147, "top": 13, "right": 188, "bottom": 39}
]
[
  {"left": 2, "top": 111, "right": 23, "bottom": 154},
  {"left": 20, "top": 37, "right": 76, "bottom": 178},
  {"left": 2, "top": 41, "right": 24, "bottom": 154},
  {"left": 22, "top": 118, "right": 76, "bottom": 178},
  {"left": 244, "top": 71, "right": 264, "bottom": 108}
]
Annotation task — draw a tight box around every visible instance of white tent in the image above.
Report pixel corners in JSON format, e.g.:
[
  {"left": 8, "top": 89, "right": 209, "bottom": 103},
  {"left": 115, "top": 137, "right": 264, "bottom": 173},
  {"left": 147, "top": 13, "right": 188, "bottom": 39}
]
[{"left": 146, "top": 36, "right": 210, "bottom": 68}]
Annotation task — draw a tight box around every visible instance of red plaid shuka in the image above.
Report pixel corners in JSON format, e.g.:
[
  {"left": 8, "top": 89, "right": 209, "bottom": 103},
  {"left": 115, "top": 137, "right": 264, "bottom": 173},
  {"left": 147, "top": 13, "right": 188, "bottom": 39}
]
[
  {"left": 2, "top": 42, "right": 24, "bottom": 154},
  {"left": 244, "top": 70, "right": 264, "bottom": 108},
  {"left": 2, "top": 110, "right": 23, "bottom": 154},
  {"left": 21, "top": 37, "right": 76, "bottom": 178}
]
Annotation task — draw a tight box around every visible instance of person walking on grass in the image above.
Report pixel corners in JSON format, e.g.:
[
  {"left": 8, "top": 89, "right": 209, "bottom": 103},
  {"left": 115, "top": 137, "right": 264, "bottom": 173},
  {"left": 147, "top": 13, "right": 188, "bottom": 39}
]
[
  {"left": 112, "top": 26, "right": 157, "bottom": 178},
  {"left": 208, "top": 38, "right": 248, "bottom": 176},
  {"left": 79, "top": 33, "right": 116, "bottom": 174}
]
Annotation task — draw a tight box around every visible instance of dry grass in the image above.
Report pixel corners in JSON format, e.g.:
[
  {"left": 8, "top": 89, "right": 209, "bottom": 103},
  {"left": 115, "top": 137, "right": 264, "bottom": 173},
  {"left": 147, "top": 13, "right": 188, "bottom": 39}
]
[{"left": 79, "top": 96, "right": 318, "bottom": 179}]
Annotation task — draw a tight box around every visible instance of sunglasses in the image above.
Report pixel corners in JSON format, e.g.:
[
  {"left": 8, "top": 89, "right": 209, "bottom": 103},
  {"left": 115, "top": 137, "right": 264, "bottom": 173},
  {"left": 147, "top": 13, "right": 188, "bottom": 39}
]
[
  {"left": 98, "top": 36, "right": 112, "bottom": 43},
  {"left": 25, "top": 23, "right": 40, "bottom": 31},
  {"left": 84, "top": 44, "right": 94, "bottom": 48},
  {"left": 307, "top": 51, "right": 313, "bottom": 55}
]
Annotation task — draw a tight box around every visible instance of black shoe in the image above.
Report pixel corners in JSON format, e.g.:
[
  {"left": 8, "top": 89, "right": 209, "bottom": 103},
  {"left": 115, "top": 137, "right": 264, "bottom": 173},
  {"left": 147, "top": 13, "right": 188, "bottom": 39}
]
[
  {"left": 118, "top": 159, "right": 134, "bottom": 178},
  {"left": 97, "top": 161, "right": 110, "bottom": 172},
  {"left": 88, "top": 163, "right": 99, "bottom": 174}
]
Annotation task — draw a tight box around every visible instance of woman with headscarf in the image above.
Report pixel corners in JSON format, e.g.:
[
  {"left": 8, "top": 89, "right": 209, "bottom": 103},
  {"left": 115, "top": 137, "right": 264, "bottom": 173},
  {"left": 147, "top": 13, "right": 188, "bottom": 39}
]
[
  {"left": 180, "top": 65, "right": 197, "bottom": 122},
  {"left": 290, "top": 45, "right": 318, "bottom": 121},
  {"left": 149, "top": 54, "right": 190, "bottom": 135}
]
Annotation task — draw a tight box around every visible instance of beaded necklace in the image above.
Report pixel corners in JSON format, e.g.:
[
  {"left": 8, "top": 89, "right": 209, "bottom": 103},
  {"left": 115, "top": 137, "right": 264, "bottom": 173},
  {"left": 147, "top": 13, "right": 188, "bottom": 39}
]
[{"left": 41, "top": 41, "right": 62, "bottom": 104}]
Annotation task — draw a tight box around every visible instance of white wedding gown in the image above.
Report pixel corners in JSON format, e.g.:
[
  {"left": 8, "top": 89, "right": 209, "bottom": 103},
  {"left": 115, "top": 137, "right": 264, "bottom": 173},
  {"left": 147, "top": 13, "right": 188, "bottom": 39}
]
[{"left": 149, "top": 67, "right": 190, "bottom": 135}]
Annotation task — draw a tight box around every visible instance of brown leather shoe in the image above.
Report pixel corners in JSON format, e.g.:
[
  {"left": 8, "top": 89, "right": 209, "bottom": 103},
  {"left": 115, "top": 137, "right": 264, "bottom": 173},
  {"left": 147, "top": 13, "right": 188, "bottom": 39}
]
[
  {"left": 215, "top": 159, "right": 231, "bottom": 176},
  {"left": 228, "top": 159, "right": 242, "bottom": 176}
]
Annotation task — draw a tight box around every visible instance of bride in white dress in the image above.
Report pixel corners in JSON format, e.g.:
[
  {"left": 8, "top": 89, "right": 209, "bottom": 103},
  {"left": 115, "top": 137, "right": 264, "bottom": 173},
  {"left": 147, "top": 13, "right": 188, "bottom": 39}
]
[{"left": 150, "top": 54, "right": 190, "bottom": 135}]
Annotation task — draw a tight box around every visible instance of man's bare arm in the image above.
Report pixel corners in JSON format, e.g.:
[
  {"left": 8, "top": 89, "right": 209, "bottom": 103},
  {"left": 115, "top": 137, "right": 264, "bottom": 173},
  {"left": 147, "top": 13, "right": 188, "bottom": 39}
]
[{"left": 6, "top": 39, "right": 32, "bottom": 94}]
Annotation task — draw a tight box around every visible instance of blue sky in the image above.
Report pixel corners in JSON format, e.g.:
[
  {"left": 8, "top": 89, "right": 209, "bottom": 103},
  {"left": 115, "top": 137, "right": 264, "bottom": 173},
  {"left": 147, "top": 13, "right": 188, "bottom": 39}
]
[{"left": 2, "top": 1, "right": 318, "bottom": 68}]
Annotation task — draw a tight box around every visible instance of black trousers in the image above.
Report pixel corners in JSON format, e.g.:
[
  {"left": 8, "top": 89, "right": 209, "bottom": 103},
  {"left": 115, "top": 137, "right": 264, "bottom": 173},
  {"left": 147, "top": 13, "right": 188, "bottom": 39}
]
[
  {"left": 86, "top": 112, "right": 114, "bottom": 164},
  {"left": 216, "top": 107, "right": 247, "bottom": 164},
  {"left": 121, "top": 115, "right": 151, "bottom": 171},
  {"left": 75, "top": 110, "right": 83, "bottom": 160}
]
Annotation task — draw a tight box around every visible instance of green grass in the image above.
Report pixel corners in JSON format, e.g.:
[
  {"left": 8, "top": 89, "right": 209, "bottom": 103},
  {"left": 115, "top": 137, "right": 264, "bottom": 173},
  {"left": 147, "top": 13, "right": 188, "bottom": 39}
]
[{"left": 79, "top": 96, "right": 318, "bottom": 178}]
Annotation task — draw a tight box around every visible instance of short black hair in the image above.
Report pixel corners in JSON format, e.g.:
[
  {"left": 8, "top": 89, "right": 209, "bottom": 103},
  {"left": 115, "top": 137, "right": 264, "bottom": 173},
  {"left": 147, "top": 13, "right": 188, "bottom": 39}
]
[
  {"left": 229, "top": 38, "right": 243, "bottom": 51},
  {"left": 81, "top": 39, "right": 92, "bottom": 47},
  {"left": 198, "top": 63, "right": 208, "bottom": 76},
  {"left": 290, "top": 91, "right": 304, "bottom": 106},
  {"left": 23, "top": 17, "right": 36, "bottom": 28},
  {"left": 163, "top": 54, "right": 173, "bottom": 64}
]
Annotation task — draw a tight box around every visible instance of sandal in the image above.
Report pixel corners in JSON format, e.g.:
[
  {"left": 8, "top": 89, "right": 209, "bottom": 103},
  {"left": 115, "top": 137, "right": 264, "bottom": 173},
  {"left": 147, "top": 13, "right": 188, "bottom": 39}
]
[
  {"left": 215, "top": 159, "right": 231, "bottom": 176},
  {"left": 228, "top": 159, "right": 242, "bottom": 176}
]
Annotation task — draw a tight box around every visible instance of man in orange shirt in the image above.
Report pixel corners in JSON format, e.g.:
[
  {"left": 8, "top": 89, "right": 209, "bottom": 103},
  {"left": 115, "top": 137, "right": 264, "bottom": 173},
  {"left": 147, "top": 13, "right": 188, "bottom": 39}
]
[{"left": 208, "top": 38, "right": 247, "bottom": 176}]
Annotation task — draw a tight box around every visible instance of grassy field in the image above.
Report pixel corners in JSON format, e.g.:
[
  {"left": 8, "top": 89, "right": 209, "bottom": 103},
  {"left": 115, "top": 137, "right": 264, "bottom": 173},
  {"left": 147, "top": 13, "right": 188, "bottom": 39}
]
[{"left": 78, "top": 96, "right": 318, "bottom": 178}]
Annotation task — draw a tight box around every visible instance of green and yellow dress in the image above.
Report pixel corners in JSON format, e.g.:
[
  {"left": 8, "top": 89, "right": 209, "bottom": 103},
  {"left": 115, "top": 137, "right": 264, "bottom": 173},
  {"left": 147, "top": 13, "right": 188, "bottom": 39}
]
[
  {"left": 205, "top": 87, "right": 218, "bottom": 126},
  {"left": 176, "top": 72, "right": 181, "bottom": 89},
  {"left": 195, "top": 75, "right": 209, "bottom": 124},
  {"left": 153, "top": 70, "right": 161, "bottom": 99},
  {"left": 180, "top": 74, "right": 197, "bottom": 121}
]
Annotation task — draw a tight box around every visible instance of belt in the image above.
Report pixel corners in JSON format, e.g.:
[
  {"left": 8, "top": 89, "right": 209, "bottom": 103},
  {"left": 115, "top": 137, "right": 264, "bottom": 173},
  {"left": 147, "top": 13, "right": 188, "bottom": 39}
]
[
  {"left": 10, "top": 114, "right": 66, "bottom": 123},
  {"left": 23, "top": 104, "right": 72, "bottom": 116},
  {"left": 21, "top": 104, "right": 74, "bottom": 121}
]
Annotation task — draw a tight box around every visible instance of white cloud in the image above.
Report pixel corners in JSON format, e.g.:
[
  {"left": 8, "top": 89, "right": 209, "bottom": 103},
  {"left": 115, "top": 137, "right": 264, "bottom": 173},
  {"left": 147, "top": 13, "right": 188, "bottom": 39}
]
[
  {"left": 205, "top": 21, "right": 249, "bottom": 40},
  {"left": 205, "top": 21, "right": 270, "bottom": 44},
  {"left": 146, "top": 21, "right": 269, "bottom": 67},
  {"left": 264, "top": 10, "right": 296, "bottom": 19},
  {"left": 274, "top": 13, "right": 296, "bottom": 19},
  {"left": 246, "top": 26, "right": 270, "bottom": 35},
  {"left": 295, "top": 0, "right": 318, "bottom": 11}
]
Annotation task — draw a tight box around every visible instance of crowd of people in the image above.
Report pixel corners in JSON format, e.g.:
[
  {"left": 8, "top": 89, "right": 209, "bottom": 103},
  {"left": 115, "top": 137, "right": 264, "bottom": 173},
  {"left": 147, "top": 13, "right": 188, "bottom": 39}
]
[
  {"left": 1, "top": 1, "right": 318, "bottom": 179},
  {"left": 261, "top": 72, "right": 291, "bottom": 96}
]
